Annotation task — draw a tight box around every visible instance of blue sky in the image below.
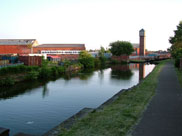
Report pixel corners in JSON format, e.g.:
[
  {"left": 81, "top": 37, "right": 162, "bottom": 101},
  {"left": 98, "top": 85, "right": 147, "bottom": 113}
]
[{"left": 0, "top": 0, "right": 182, "bottom": 50}]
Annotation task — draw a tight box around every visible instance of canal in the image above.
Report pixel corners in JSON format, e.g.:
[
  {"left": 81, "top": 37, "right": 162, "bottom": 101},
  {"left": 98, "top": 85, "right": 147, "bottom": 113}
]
[{"left": 0, "top": 63, "right": 155, "bottom": 135}]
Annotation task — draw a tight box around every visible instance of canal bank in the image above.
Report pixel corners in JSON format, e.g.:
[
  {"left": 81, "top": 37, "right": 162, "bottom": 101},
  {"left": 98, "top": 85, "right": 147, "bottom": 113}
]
[
  {"left": 43, "top": 60, "right": 168, "bottom": 136},
  {"left": 0, "top": 63, "right": 155, "bottom": 136}
]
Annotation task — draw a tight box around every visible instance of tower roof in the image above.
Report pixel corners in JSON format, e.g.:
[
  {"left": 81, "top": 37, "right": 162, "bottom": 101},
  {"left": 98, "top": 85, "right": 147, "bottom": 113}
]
[{"left": 140, "top": 29, "right": 145, "bottom": 32}]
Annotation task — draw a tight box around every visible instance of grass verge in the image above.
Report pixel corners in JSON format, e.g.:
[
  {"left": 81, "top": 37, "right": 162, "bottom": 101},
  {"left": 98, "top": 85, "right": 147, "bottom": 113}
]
[
  {"left": 58, "top": 60, "right": 167, "bottom": 136},
  {"left": 175, "top": 67, "right": 182, "bottom": 87}
]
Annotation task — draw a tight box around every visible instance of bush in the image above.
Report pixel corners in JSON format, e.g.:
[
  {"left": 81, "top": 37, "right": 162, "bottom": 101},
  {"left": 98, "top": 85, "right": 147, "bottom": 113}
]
[
  {"left": 63, "top": 60, "right": 71, "bottom": 68},
  {"left": 51, "top": 66, "right": 59, "bottom": 77},
  {"left": 57, "top": 66, "right": 65, "bottom": 74},
  {"left": 0, "top": 77, "right": 15, "bottom": 86},
  {"left": 94, "top": 58, "right": 101, "bottom": 68},
  {"left": 79, "top": 57, "right": 95, "bottom": 69},
  {"left": 38, "top": 67, "right": 52, "bottom": 79},
  {"left": 25, "top": 71, "right": 39, "bottom": 81}
]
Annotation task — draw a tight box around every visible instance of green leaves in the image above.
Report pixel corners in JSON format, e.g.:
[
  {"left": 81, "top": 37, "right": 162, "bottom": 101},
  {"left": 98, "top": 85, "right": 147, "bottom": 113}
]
[
  {"left": 109, "top": 41, "right": 134, "bottom": 56},
  {"left": 79, "top": 51, "right": 95, "bottom": 68}
]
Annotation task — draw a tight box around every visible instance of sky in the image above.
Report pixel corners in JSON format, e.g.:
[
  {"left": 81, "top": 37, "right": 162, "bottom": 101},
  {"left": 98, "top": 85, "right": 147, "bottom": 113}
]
[{"left": 0, "top": 0, "right": 181, "bottom": 51}]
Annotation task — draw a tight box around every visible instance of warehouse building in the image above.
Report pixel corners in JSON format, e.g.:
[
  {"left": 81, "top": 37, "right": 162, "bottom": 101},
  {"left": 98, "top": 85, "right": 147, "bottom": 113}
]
[
  {"left": 0, "top": 39, "right": 39, "bottom": 54},
  {"left": 33, "top": 44, "right": 85, "bottom": 61},
  {"left": 0, "top": 39, "right": 85, "bottom": 61}
]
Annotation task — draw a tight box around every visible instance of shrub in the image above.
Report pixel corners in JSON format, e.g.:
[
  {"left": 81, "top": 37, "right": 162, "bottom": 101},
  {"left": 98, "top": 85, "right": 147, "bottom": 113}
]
[
  {"left": 38, "top": 67, "right": 52, "bottom": 79},
  {"left": 57, "top": 66, "right": 65, "bottom": 74},
  {"left": 51, "top": 66, "right": 59, "bottom": 77},
  {"left": 79, "top": 57, "right": 95, "bottom": 69},
  {"left": 63, "top": 60, "right": 71, "bottom": 68},
  {"left": 94, "top": 58, "right": 101, "bottom": 68},
  {"left": 0, "top": 77, "right": 15, "bottom": 86},
  {"left": 25, "top": 71, "right": 39, "bottom": 81}
]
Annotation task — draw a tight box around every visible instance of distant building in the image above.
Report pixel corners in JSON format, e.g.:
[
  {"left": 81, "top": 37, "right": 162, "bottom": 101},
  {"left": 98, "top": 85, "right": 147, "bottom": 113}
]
[
  {"left": 130, "top": 29, "right": 146, "bottom": 56},
  {"left": 131, "top": 43, "right": 140, "bottom": 56},
  {"left": 139, "top": 29, "right": 146, "bottom": 56},
  {"left": 0, "top": 39, "right": 38, "bottom": 54},
  {"left": 33, "top": 44, "right": 85, "bottom": 61},
  {"left": 0, "top": 39, "right": 85, "bottom": 61}
]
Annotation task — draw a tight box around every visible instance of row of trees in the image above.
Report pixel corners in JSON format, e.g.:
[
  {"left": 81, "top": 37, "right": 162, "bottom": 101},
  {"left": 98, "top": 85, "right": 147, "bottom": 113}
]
[
  {"left": 78, "top": 41, "right": 134, "bottom": 68},
  {"left": 169, "top": 21, "right": 182, "bottom": 67}
]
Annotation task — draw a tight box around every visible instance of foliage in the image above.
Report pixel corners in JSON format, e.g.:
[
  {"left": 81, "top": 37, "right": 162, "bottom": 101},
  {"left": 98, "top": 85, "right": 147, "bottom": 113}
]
[
  {"left": 57, "top": 66, "right": 65, "bottom": 74},
  {"left": 38, "top": 67, "right": 52, "bottom": 79},
  {"left": 0, "top": 77, "right": 15, "bottom": 86},
  {"left": 25, "top": 71, "right": 39, "bottom": 81},
  {"left": 79, "top": 50, "right": 92, "bottom": 58},
  {"left": 79, "top": 57, "right": 95, "bottom": 69},
  {"left": 169, "top": 21, "right": 182, "bottom": 45},
  {"left": 169, "top": 21, "right": 182, "bottom": 67},
  {"left": 79, "top": 51, "right": 95, "bottom": 68},
  {"left": 0, "top": 65, "right": 39, "bottom": 75},
  {"left": 63, "top": 60, "right": 71, "bottom": 68},
  {"left": 109, "top": 41, "right": 134, "bottom": 56},
  {"left": 98, "top": 46, "right": 107, "bottom": 67},
  {"left": 42, "top": 59, "right": 49, "bottom": 67},
  {"left": 98, "top": 46, "right": 105, "bottom": 58},
  {"left": 51, "top": 66, "right": 59, "bottom": 77},
  {"left": 94, "top": 58, "right": 101, "bottom": 68}
]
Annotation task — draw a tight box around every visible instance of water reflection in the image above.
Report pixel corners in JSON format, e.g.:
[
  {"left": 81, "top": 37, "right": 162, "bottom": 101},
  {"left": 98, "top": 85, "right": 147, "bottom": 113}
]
[
  {"left": 111, "top": 65, "right": 133, "bottom": 80},
  {"left": 139, "top": 63, "right": 145, "bottom": 81},
  {"left": 0, "top": 81, "right": 48, "bottom": 100},
  {"left": 111, "top": 63, "right": 146, "bottom": 81},
  {"left": 0, "top": 64, "right": 150, "bottom": 100},
  {"left": 42, "top": 84, "right": 49, "bottom": 98}
]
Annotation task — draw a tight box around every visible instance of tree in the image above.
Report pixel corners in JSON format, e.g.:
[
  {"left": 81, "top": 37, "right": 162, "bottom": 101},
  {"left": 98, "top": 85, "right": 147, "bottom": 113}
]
[
  {"left": 79, "top": 51, "right": 95, "bottom": 68},
  {"left": 109, "top": 41, "right": 134, "bottom": 56},
  {"left": 79, "top": 50, "right": 92, "bottom": 58},
  {"left": 169, "top": 21, "right": 182, "bottom": 45},
  {"left": 98, "top": 46, "right": 105, "bottom": 58},
  {"left": 98, "top": 46, "right": 107, "bottom": 67},
  {"left": 169, "top": 21, "right": 182, "bottom": 58},
  {"left": 169, "top": 21, "right": 182, "bottom": 67}
]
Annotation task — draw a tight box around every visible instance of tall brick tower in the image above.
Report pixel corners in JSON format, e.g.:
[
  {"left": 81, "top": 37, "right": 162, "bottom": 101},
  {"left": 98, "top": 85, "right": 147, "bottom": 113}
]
[{"left": 139, "top": 29, "right": 146, "bottom": 56}]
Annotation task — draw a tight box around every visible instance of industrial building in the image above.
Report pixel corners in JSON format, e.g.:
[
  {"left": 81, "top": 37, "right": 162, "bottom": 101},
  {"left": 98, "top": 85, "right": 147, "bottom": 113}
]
[{"left": 0, "top": 39, "right": 85, "bottom": 61}]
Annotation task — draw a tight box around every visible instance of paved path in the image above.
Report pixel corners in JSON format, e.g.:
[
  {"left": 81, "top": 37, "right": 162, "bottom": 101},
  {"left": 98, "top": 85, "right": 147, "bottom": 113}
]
[{"left": 132, "top": 61, "right": 182, "bottom": 136}]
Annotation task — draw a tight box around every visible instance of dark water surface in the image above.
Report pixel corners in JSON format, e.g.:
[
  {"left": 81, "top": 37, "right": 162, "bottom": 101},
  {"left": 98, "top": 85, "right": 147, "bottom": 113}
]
[{"left": 0, "top": 63, "right": 155, "bottom": 135}]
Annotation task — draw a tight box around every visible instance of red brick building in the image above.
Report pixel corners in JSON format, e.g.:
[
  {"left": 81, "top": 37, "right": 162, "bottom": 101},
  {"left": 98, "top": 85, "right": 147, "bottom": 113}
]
[
  {"left": 139, "top": 29, "right": 146, "bottom": 56},
  {"left": 131, "top": 43, "right": 140, "bottom": 56},
  {"left": 0, "top": 39, "right": 85, "bottom": 60},
  {"left": 0, "top": 39, "right": 38, "bottom": 55},
  {"left": 33, "top": 44, "right": 85, "bottom": 60}
]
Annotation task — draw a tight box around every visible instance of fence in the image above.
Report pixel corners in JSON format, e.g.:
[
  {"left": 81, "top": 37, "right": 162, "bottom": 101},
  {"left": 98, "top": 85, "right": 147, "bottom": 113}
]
[{"left": 19, "top": 56, "right": 42, "bottom": 66}]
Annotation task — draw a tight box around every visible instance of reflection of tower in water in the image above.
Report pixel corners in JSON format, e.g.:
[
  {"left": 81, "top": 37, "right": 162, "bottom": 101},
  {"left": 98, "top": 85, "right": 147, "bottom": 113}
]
[{"left": 139, "top": 63, "right": 145, "bottom": 81}]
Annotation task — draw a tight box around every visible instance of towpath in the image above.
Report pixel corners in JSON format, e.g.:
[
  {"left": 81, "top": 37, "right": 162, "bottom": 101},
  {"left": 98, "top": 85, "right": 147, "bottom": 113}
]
[{"left": 132, "top": 60, "right": 182, "bottom": 136}]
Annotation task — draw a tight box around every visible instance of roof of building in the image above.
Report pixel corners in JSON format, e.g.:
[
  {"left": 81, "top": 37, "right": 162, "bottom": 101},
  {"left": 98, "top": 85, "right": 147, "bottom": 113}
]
[
  {"left": 132, "top": 43, "right": 139, "bottom": 48},
  {"left": 0, "top": 39, "right": 37, "bottom": 45},
  {"left": 35, "top": 44, "right": 85, "bottom": 48}
]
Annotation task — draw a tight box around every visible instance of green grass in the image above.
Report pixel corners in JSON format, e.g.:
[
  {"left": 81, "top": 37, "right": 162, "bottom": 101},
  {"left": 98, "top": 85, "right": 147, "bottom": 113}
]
[
  {"left": 175, "top": 67, "right": 182, "bottom": 87},
  {"left": 58, "top": 60, "right": 167, "bottom": 136}
]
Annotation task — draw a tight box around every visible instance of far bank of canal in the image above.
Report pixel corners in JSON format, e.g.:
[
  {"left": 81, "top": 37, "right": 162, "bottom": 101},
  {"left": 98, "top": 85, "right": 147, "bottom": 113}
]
[{"left": 0, "top": 63, "right": 155, "bottom": 136}]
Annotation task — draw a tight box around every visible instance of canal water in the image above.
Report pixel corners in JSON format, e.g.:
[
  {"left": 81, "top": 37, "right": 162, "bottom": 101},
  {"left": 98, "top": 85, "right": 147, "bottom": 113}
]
[{"left": 0, "top": 63, "right": 155, "bottom": 135}]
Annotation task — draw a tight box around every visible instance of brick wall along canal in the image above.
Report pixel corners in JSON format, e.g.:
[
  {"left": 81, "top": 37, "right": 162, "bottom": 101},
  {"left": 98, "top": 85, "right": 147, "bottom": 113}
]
[{"left": 0, "top": 63, "right": 155, "bottom": 135}]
